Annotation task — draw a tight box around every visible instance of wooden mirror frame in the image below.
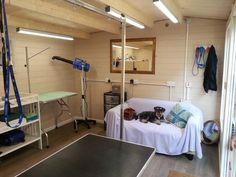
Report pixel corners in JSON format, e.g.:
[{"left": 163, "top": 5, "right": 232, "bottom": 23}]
[{"left": 110, "top": 37, "right": 156, "bottom": 74}]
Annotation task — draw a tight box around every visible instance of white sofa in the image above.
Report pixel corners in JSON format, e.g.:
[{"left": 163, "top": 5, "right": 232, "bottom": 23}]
[{"left": 104, "top": 98, "right": 203, "bottom": 159}]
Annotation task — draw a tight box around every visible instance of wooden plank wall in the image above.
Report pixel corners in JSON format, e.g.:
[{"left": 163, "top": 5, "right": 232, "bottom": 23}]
[
  {"left": 75, "top": 18, "right": 226, "bottom": 122},
  {"left": 0, "top": 19, "right": 226, "bottom": 130},
  {"left": 0, "top": 27, "right": 79, "bottom": 130}
]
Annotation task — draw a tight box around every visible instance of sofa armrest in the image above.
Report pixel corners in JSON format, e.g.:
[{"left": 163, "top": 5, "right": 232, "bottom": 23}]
[
  {"left": 104, "top": 103, "right": 128, "bottom": 121},
  {"left": 183, "top": 116, "right": 203, "bottom": 158},
  {"left": 185, "top": 116, "right": 202, "bottom": 139},
  {"left": 104, "top": 103, "right": 128, "bottom": 139},
  {"left": 183, "top": 104, "right": 204, "bottom": 131},
  {"left": 187, "top": 116, "right": 200, "bottom": 128}
]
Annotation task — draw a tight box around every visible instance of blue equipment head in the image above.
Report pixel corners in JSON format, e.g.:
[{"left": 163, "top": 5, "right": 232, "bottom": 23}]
[
  {"left": 73, "top": 58, "right": 90, "bottom": 72},
  {"left": 52, "top": 56, "right": 90, "bottom": 72}
]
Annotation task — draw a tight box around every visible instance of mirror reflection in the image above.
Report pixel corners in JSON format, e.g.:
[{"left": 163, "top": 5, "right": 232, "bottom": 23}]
[{"left": 110, "top": 38, "right": 156, "bottom": 74}]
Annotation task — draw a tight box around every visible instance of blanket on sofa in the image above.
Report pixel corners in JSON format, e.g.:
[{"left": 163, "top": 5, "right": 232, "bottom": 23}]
[{"left": 105, "top": 98, "right": 203, "bottom": 159}]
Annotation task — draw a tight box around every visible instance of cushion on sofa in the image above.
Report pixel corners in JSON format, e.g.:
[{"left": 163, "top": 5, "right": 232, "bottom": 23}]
[{"left": 166, "top": 103, "right": 192, "bottom": 128}]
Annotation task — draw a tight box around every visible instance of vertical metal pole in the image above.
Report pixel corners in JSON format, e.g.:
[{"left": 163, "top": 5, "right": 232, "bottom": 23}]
[
  {"left": 81, "top": 68, "right": 86, "bottom": 120},
  {"left": 120, "top": 17, "right": 126, "bottom": 140},
  {"left": 25, "top": 47, "right": 31, "bottom": 93},
  {"left": 25, "top": 46, "right": 49, "bottom": 94},
  {"left": 169, "top": 86, "right": 171, "bottom": 101},
  {"left": 183, "top": 18, "right": 190, "bottom": 100}
]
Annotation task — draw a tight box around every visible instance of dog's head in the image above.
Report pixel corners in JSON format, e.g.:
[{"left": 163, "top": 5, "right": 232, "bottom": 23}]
[{"left": 154, "top": 106, "right": 165, "bottom": 119}]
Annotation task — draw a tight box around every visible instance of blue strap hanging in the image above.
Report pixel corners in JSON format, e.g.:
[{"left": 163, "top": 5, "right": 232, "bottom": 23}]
[
  {"left": 192, "top": 46, "right": 206, "bottom": 76},
  {"left": 1, "top": 0, "right": 24, "bottom": 128}
]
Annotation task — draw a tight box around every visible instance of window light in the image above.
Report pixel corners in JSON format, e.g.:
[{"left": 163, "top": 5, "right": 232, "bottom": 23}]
[
  {"left": 16, "top": 27, "right": 74, "bottom": 41},
  {"left": 153, "top": 0, "right": 178, "bottom": 23},
  {"left": 105, "top": 6, "right": 145, "bottom": 29}
]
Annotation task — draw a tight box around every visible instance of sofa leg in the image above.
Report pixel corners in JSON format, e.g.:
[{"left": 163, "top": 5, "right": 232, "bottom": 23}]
[
  {"left": 185, "top": 154, "right": 194, "bottom": 161},
  {"left": 104, "top": 121, "right": 107, "bottom": 131}
]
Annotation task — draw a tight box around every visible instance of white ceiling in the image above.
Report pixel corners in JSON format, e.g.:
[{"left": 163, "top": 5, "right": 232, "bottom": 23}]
[
  {"left": 125, "top": 0, "right": 235, "bottom": 21},
  {"left": 176, "top": 0, "right": 234, "bottom": 19},
  {"left": 6, "top": 0, "right": 235, "bottom": 38}
]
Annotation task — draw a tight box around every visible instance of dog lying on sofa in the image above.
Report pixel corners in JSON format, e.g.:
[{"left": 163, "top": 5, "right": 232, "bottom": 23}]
[{"left": 137, "top": 106, "right": 167, "bottom": 125}]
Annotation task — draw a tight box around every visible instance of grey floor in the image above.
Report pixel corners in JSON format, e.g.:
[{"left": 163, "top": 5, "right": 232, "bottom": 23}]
[
  {"left": 0, "top": 123, "right": 219, "bottom": 177},
  {"left": 142, "top": 145, "right": 218, "bottom": 177}
]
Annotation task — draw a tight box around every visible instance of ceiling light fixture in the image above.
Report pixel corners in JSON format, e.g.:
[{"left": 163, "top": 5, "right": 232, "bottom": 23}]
[
  {"left": 16, "top": 27, "right": 74, "bottom": 41},
  {"left": 112, "top": 45, "right": 139, "bottom": 50},
  {"left": 105, "top": 6, "right": 145, "bottom": 29},
  {"left": 153, "top": 0, "right": 178, "bottom": 23}
]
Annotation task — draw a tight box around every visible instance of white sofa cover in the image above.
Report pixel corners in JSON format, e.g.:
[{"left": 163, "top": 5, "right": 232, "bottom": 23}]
[{"left": 104, "top": 98, "right": 203, "bottom": 159}]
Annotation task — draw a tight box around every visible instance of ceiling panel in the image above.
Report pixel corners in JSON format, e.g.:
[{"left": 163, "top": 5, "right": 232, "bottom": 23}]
[
  {"left": 124, "top": 0, "right": 234, "bottom": 21},
  {"left": 5, "top": 0, "right": 235, "bottom": 37},
  {"left": 6, "top": 0, "right": 120, "bottom": 34},
  {"left": 11, "top": 10, "right": 99, "bottom": 33},
  {"left": 176, "top": 0, "right": 234, "bottom": 20},
  {"left": 123, "top": 0, "right": 166, "bottom": 21}
]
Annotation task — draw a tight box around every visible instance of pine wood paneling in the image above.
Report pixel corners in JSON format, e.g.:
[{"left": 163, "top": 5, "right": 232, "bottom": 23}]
[
  {"left": 0, "top": 27, "right": 77, "bottom": 129},
  {"left": 75, "top": 19, "right": 226, "bottom": 122},
  {"left": 0, "top": 19, "right": 226, "bottom": 127}
]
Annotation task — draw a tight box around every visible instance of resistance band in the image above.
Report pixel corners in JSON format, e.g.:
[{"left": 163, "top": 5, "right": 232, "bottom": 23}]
[
  {"left": 1, "top": 0, "right": 24, "bottom": 128},
  {"left": 192, "top": 46, "right": 206, "bottom": 76},
  {"left": 0, "top": 0, "right": 6, "bottom": 90}
]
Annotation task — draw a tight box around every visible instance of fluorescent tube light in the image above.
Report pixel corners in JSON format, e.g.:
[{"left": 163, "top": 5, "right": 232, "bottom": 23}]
[
  {"left": 153, "top": 0, "right": 178, "bottom": 23},
  {"left": 105, "top": 6, "right": 145, "bottom": 29},
  {"left": 112, "top": 45, "right": 139, "bottom": 50},
  {"left": 16, "top": 27, "right": 74, "bottom": 41},
  {"left": 106, "top": 6, "right": 122, "bottom": 19},
  {"left": 125, "top": 18, "right": 145, "bottom": 29}
]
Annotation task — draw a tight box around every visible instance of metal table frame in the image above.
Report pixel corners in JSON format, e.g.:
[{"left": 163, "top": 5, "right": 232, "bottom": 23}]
[{"left": 39, "top": 91, "right": 78, "bottom": 148}]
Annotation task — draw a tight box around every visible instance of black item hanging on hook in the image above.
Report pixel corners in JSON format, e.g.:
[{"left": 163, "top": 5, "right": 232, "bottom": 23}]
[{"left": 203, "top": 45, "right": 218, "bottom": 93}]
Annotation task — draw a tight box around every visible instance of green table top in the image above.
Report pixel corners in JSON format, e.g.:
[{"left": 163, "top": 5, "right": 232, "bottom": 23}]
[{"left": 38, "top": 91, "right": 78, "bottom": 103}]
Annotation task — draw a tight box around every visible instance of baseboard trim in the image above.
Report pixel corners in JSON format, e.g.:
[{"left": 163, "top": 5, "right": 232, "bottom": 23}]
[{"left": 43, "top": 117, "right": 104, "bottom": 132}]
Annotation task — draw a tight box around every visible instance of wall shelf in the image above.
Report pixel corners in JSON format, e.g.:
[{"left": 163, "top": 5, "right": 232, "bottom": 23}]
[
  {"left": 0, "top": 93, "right": 42, "bottom": 158},
  {"left": 0, "top": 119, "right": 39, "bottom": 134},
  {"left": 0, "top": 135, "right": 41, "bottom": 157}
]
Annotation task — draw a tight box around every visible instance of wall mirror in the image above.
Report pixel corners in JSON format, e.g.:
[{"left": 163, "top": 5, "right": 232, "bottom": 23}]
[{"left": 110, "top": 37, "right": 156, "bottom": 74}]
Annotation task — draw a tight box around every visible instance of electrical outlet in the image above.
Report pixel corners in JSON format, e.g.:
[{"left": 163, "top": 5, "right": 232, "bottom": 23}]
[
  {"left": 167, "top": 81, "right": 175, "bottom": 87},
  {"left": 105, "top": 78, "right": 111, "bottom": 83},
  {"left": 185, "top": 82, "right": 191, "bottom": 88},
  {"left": 130, "top": 79, "right": 134, "bottom": 84},
  {"left": 133, "top": 79, "right": 139, "bottom": 84}
]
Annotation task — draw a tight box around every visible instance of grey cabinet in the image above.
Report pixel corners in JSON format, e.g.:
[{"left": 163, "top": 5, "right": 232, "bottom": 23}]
[
  {"left": 103, "top": 91, "right": 127, "bottom": 130},
  {"left": 104, "top": 91, "right": 127, "bottom": 116}
]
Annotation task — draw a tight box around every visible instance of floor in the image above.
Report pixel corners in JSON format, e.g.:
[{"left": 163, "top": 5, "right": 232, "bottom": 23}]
[{"left": 0, "top": 123, "right": 219, "bottom": 177}]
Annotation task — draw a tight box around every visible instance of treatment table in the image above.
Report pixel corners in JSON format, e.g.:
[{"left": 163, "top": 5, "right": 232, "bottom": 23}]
[
  {"left": 39, "top": 91, "right": 78, "bottom": 148},
  {"left": 16, "top": 134, "right": 155, "bottom": 177}
]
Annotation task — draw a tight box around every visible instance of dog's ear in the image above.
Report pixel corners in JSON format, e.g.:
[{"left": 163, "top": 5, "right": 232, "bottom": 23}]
[{"left": 154, "top": 106, "right": 165, "bottom": 113}]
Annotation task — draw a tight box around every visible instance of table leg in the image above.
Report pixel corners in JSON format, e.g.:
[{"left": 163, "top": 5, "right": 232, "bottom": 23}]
[{"left": 41, "top": 128, "right": 49, "bottom": 148}]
